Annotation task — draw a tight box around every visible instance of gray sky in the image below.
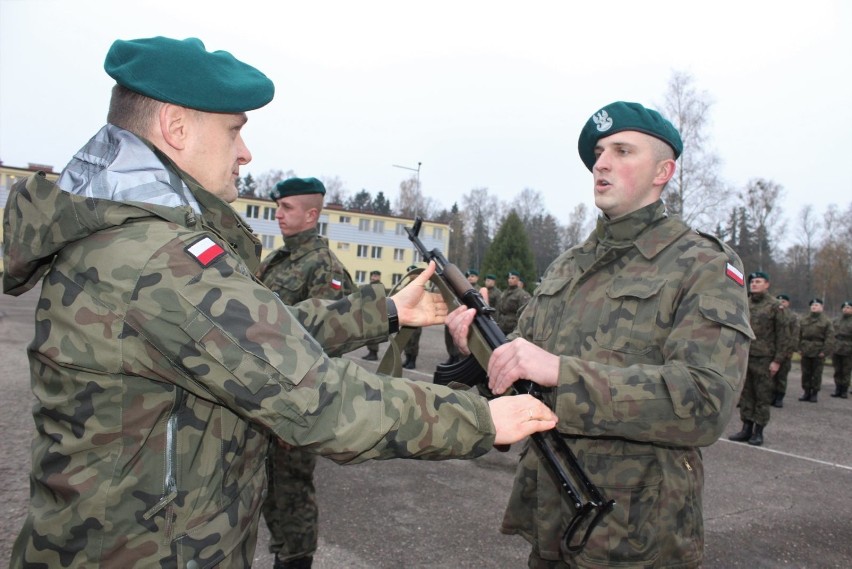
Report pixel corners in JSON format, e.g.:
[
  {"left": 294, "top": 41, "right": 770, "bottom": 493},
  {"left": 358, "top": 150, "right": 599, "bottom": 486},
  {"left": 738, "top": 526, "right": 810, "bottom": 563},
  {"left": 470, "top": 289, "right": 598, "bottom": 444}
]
[{"left": 2, "top": 0, "right": 850, "bottom": 233}]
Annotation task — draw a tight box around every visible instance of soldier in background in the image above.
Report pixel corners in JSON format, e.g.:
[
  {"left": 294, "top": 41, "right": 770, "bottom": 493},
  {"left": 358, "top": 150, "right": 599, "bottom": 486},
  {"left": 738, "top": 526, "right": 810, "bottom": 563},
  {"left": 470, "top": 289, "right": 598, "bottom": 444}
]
[
  {"left": 447, "top": 101, "right": 751, "bottom": 567},
  {"left": 831, "top": 300, "right": 852, "bottom": 398},
  {"left": 495, "top": 270, "right": 530, "bottom": 335},
  {"left": 361, "top": 270, "right": 386, "bottom": 361},
  {"left": 402, "top": 264, "right": 422, "bottom": 370},
  {"left": 484, "top": 273, "right": 502, "bottom": 309},
  {"left": 798, "top": 298, "right": 834, "bottom": 402},
  {"left": 257, "top": 177, "right": 355, "bottom": 569},
  {"left": 772, "top": 293, "right": 800, "bottom": 408},
  {"left": 3, "top": 36, "right": 557, "bottom": 567},
  {"left": 729, "top": 272, "right": 788, "bottom": 445}
]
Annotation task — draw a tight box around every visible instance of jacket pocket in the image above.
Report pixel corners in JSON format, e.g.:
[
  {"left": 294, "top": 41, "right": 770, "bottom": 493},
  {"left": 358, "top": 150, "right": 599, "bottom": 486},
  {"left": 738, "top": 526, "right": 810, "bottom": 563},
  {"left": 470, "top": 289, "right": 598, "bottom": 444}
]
[
  {"left": 596, "top": 277, "right": 666, "bottom": 355},
  {"left": 531, "top": 277, "right": 572, "bottom": 342}
]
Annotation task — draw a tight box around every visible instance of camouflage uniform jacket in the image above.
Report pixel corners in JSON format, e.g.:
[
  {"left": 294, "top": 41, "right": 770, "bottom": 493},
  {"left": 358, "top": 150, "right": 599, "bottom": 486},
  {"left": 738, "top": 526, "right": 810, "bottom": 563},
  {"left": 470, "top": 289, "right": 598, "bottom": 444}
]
[
  {"left": 501, "top": 201, "right": 752, "bottom": 568},
  {"left": 799, "top": 312, "right": 835, "bottom": 357},
  {"left": 747, "top": 293, "right": 789, "bottom": 362},
  {"left": 834, "top": 314, "right": 852, "bottom": 356},
  {"left": 2, "top": 125, "right": 495, "bottom": 568},
  {"left": 495, "top": 285, "right": 531, "bottom": 334},
  {"left": 486, "top": 285, "right": 502, "bottom": 309},
  {"left": 257, "top": 227, "right": 355, "bottom": 309},
  {"left": 783, "top": 310, "right": 801, "bottom": 356}
]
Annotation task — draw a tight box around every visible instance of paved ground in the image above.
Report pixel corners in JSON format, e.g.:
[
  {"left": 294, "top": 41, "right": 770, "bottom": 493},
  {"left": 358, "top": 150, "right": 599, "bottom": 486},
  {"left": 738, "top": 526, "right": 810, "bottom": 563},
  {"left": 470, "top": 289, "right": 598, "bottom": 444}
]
[{"left": 1, "top": 286, "right": 851, "bottom": 568}]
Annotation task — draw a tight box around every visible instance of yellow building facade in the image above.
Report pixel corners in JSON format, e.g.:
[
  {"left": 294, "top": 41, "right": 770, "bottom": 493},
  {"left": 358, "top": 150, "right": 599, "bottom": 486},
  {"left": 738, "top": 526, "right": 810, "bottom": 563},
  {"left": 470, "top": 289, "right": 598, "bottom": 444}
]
[{"left": 0, "top": 163, "right": 449, "bottom": 285}]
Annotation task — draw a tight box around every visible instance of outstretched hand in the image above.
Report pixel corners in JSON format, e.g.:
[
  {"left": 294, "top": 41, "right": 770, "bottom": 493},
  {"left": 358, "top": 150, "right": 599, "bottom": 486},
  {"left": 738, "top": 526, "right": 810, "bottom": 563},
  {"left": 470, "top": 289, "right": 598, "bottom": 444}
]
[
  {"left": 488, "top": 394, "right": 558, "bottom": 445},
  {"left": 390, "top": 261, "right": 448, "bottom": 327},
  {"left": 445, "top": 305, "right": 476, "bottom": 355}
]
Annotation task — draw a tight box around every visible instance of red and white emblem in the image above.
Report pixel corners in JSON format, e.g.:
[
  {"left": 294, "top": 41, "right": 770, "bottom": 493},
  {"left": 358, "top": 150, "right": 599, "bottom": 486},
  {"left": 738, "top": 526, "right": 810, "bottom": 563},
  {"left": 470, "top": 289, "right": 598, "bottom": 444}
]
[
  {"left": 331, "top": 278, "right": 342, "bottom": 290},
  {"left": 186, "top": 237, "right": 226, "bottom": 267},
  {"left": 725, "top": 263, "right": 744, "bottom": 286}
]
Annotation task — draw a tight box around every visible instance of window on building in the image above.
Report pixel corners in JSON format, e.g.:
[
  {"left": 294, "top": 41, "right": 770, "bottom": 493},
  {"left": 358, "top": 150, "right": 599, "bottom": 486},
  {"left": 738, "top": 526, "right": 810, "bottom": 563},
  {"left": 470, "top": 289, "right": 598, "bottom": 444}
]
[
  {"left": 246, "top": 204, "right": 260, "bottom": 218},
  {"left": 371, "top": 246, "right": 383, "bottom": 259},
  {"left": 337, "top": 242, "right": 350, "bottom": 251},
  {"left": 355, "top": 270, "right": 367, "bottom": 284},
  {"left": 261, "top": 235, "right": 276, "bottom": 249},
  {"left": 393, "top": 248, "right": 406, "bottom": 261},
  {"left": 357, "top": 244, "right": 369, "bottom": 258},
  {"left": 395, "top": 223, "right": 407, "bottom": 236},
  {"left": 339, "top": 215, "right": 351, "bottom": 224},
  {"left": 318, "top": 221, "right": 328, "bottom": 236},
  {"left": 392, "top": 273, "right": 403, "bottom": 286},
  {"left": 433, "top": 227, "right": 443, "bottom": 239},
  {"left": 373, "top": 220, "right": 385, "bottom": 233},
  {"left": 263, "top": 207, "right": 275, "bottom": 220},
  {"left": 358, "top": 218, "right": 370, "bottom": 231}
]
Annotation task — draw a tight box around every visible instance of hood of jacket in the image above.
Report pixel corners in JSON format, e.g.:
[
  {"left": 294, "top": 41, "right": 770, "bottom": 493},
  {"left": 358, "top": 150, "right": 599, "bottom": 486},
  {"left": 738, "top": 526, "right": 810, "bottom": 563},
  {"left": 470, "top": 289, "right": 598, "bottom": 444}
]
[{"left": 3, "top": 124, "right": 261, "bottom": 296}]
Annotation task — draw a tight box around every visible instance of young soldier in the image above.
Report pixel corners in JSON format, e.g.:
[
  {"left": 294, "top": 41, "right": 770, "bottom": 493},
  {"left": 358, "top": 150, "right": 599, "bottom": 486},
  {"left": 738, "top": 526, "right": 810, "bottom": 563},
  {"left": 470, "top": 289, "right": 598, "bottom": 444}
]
[
  {"left": 798, "top": 298, "right": 835, "bottom": 402},
  {"left": 831, "top": 300, "right": 852, "bottom": 398}
]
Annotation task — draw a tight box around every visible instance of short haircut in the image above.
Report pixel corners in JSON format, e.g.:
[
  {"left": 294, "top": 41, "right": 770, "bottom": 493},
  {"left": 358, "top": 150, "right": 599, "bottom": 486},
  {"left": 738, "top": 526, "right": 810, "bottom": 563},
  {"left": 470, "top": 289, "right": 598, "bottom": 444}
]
[
  {"left": 107, "top": 84, "right": 163, "bottom": 137},
  {"left": 651, "top": 136, "right": 676, "bottom": 163}
]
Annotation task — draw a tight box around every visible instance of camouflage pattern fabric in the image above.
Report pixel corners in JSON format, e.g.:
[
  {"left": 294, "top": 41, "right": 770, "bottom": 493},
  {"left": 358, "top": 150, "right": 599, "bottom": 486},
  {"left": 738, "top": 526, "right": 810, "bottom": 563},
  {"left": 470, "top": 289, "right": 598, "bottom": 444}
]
[
  {"left": 738, "top": 292, "right": 789, "bottom": 426},
  {"left": 257, "top": 227, "right": 355, "bottom": 562},
  {"left": 486, "top": 285, "right": 502, "bottom": 309},
  {"left": 499, "top": 201, "right": 752, "bottom": 568},
  {"left": 833, "top": 314, "right": 852, "bottom": 392},
  {"left": 799, "top": 313, "right": 834, "bottom": 392},
  {"left": 495, "top": 285, "right": 531, "bottom": 335},
  {"left": 774, "top": 311, "right": 800, "bottom": 396},
  {"left": 3, "top": 139, "right": 496, "bottom": 568}
]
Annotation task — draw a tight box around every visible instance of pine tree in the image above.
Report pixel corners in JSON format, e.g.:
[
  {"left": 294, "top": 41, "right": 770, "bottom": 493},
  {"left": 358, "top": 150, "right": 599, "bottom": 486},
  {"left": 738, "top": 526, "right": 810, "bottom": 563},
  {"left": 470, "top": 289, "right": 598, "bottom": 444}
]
[{"left": 482, "top": 211, "right": 537, "bottom": 292}]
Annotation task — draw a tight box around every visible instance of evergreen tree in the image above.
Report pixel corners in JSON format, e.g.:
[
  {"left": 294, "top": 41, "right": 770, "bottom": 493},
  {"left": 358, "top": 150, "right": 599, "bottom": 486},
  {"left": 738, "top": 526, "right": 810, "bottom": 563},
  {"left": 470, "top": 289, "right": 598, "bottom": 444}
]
[
  {"left": 238, "top": 173, "right": 257, "bottom": 198},
  {"left": 371, "top": 191, "right": 392, "bottom": 215},
  {"left": 481, "top": 211, "right": 537, "bottom": 293},
  {"left": 346, "top": 189, "right": 373, "bottom": 211}
]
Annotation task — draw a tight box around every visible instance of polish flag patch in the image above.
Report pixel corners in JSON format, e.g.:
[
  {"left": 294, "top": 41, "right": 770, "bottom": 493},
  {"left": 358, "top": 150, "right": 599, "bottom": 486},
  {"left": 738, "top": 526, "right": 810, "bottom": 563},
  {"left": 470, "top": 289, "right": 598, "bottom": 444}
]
[
  {"left": 186, "top": 237, "right": 226, "bottom": 267},
  {"left": 331, "top": 278, "right": 342, "bottom": 290},
  {"left": 725, "top": 263, "right": 744, "bottom": 286}
]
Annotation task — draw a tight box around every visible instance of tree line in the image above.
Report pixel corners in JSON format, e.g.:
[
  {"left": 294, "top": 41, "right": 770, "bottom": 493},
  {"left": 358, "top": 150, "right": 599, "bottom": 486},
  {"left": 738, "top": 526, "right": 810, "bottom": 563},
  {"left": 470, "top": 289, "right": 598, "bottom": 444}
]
[{"left": 237, "top": 71, "right": 852, "bottom": 309}]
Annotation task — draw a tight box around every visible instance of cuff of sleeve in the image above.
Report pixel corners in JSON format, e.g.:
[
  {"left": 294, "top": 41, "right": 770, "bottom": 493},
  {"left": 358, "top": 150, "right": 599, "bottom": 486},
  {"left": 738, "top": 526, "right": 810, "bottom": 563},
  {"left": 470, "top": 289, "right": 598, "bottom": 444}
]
[{"left": 554, "top": 356, "right": 614, "bottom": 435}]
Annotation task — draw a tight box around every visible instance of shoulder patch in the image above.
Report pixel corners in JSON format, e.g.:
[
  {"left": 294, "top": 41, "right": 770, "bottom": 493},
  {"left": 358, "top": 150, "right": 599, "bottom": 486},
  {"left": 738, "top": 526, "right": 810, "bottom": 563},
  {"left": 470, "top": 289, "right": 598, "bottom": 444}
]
[
  {"left": 725, "top": 262, "right": 745, "bottom": 286},
  {"left": 186, "top": 236, "right": 226, "bottom": 267}
]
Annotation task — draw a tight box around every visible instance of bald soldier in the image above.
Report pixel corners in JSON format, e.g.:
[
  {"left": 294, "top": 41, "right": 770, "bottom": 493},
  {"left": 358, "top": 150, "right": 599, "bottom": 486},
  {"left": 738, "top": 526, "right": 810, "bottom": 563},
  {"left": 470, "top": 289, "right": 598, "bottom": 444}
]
[
  {"left": 256, "top": 177, "right": 355, "bottom": 569},
  {"left": 448, "top": 101, "right": 752, "bottom": 568},
  {"left": 2, "top": 36, "right": 556, "bottom": 567}
]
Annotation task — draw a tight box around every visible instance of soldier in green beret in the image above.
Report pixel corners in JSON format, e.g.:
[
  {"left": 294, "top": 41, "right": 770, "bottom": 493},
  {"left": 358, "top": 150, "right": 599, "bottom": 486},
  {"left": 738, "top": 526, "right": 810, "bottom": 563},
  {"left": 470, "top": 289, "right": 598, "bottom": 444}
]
[
  {"left": 447, "top": 101, "right": 752, "bottom": 568},
  {"left": 772, "top": 293, "right": 800, "bottom": 408},
  {"left": 402, "top": 264, "right": 424, "bottom": 370},
  {"left": 2, "top": 36, "right": 557, "bottom": 568},
  {"left": 495, "top": 270, "right": 530, "bottom": 335},
  {"left": 729, "top": 272, "right": 789, "bottom": 445},
  {"left": 831, "top": 301, "right": 852, "bottom": 398},
  {"left": 484, "top": 273, "right": 502, "bottom": 309},
  {"left": 256, "top": 176, "right": 355, "bottom": 569},
  {"left": 797, "top": 298, "right": 835, "bottom": 402}
]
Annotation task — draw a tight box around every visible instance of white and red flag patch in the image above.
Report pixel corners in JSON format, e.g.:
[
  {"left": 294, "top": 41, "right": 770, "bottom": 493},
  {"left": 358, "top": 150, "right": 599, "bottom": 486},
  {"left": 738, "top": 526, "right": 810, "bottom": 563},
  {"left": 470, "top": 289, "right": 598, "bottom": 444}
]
[
  {"left": 186, "top": 237, "right": 226, "bottom": 267},
  {"left": 725, "top": 263, "right": 744, "bottom": 286},
  {"left": 331, "top": 278, "right": 342, "bottom": 290}
]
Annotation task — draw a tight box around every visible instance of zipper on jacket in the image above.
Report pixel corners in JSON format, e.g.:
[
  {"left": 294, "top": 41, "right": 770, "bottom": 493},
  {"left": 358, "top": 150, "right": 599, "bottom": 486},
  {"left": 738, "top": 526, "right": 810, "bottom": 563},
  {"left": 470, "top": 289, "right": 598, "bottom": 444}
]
[{"left": 143, "top": 387, "right": 187, "bottom": 525}]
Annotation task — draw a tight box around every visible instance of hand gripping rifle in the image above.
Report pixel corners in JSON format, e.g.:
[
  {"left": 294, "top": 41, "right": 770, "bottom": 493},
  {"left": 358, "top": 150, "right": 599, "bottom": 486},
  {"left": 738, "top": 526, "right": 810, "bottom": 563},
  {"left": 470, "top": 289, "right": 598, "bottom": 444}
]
[{"left": 406, "top": 217, "right": 614, "bottom": 553}]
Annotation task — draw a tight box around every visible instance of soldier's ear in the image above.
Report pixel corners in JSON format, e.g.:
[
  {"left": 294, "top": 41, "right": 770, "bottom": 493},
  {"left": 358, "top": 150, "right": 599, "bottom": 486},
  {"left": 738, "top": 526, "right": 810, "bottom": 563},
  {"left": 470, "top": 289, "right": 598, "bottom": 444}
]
[
  {"left": 653, "top": 158, "right": 676, "bottom": 187},
  {"left": 159, "top": 104, "right": 189, "bottom": 150}
]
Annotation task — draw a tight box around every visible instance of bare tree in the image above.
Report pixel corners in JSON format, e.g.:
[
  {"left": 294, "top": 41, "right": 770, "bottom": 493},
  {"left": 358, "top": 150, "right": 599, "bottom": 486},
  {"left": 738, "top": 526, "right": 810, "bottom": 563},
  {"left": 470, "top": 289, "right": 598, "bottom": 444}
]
[
  {"left": 563, "top": 203, "right": 593, "bottom": 249},
  {"left": 462, "top": 188, "right": 500, "bottom": 270},
  {"left": 797, "top": 205, "right": 821, "bottom": 298},
  {"left": 255, "top": 169, "right": 294, "bottom": 198},
  {"left": 741, "top": 178, "right": 785, "bottom": 271},
  {"left": 321, "top": 176, "right": 349, "bottom": 205},
  {"left": 510, "top": 188, "right": 547, "bottom": 223},
  {"left": 395, "top": 175, "right": 439, "bottom": 219},
  {"left": 661, "top": 71, "right": 731, "bottom": 230}
]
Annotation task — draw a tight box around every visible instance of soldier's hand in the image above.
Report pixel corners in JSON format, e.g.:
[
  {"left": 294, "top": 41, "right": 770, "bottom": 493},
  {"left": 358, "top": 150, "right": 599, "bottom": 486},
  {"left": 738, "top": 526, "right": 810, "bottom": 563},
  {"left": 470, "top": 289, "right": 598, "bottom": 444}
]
[
  {"left": 489, "top": 394, "right": 558, "bottom": 445},
  {"left": 769, "top": 361, "right": 780, "bottom": 376},
  {"left": 446, "top": 305, "right": 476, "bottom": 356},
  {"left": 391, "top": 261, "right": 448, "bottom": 327},
  {"left": 488, "top": 339, "right": 560, "bottom": 395}
]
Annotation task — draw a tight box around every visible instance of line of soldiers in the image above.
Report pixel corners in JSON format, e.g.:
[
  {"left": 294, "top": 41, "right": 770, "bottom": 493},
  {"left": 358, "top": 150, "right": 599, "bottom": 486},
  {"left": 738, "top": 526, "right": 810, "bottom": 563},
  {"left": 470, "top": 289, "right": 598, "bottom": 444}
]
[{"left": 730, "top": 271, "right": 852, "bottom": 448}]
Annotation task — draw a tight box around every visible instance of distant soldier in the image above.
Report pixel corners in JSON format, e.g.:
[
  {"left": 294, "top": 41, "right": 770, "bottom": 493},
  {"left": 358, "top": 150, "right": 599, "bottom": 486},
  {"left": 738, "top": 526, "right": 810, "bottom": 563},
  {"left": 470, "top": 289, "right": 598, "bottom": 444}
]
[
  {"left": 484, "top": 273, "right": 502, "bottom": 309},
  {"left": 798, "top": 298, "right": 834, "bottom": 402},
  {"left": 495, "top": 270, "right": 531, "bottom": 335},
  {"left": 402, "top": 264, "right": 422, "bottom": 370},
  {"left": 362, "top": 270, "right": 386, "bottom": 361},
  {"left": 772, "top": 293, "right": 800, "bottom": 408},
  {"left": 830, "top": 300, "right": 852, "bottom": 398},
  {"left": 729, "top": 271, "right": 788, "bottom": 446},
  {"left": 257, "top": 177, "right": 354, "bottom": 569}
]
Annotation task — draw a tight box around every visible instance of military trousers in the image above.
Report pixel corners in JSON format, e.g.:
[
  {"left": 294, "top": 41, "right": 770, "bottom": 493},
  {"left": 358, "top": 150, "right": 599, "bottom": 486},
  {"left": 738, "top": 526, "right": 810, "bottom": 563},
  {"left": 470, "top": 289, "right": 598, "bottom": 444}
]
[
  {"left": 833, "top": 354, "right": 852, "bottom": 392},
  {"left": 404, "top": 326, "right": 422, "bottom": 357},
  {"left": 262, "top": 443, "right": 319, "bottom": 561},
  {"left": 774, "top": 357, "right": 792, "bottom": 396},
  {"left": 739, "top": 356, "right": 774, "bottom": 426},
  {"left": 800, "top": 356, "right": 825, "bottom": 392}
]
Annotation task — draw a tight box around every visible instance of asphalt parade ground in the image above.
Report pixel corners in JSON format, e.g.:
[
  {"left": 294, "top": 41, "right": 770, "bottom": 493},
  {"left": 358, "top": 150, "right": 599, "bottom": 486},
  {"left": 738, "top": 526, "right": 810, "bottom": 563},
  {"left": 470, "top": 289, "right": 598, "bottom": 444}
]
[{"left": 1, "top": 287, "right": 850, "bottom": 568}]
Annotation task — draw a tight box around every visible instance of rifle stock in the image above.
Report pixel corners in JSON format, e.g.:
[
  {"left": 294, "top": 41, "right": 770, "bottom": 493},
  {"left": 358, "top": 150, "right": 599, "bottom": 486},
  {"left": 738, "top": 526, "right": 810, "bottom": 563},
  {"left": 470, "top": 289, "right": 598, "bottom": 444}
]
[{"left": 406, "top": 217, "right": 614, "bottom": 553}]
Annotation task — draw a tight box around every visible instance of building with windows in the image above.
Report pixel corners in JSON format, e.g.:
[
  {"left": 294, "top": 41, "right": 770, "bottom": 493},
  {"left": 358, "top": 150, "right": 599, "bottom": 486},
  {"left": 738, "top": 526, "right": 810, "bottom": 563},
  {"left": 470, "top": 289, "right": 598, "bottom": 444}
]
[{"left": 0, "top": 163, "right": 449, "bottom": 285}]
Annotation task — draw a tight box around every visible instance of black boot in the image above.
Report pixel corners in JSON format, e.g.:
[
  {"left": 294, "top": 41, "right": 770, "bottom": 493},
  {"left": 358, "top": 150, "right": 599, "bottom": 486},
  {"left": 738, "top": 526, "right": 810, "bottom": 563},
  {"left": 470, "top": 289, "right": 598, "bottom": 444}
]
[
  {"left": 798, "top": 390, "right": 811, "bottom": 401},
  {"left": 402, "top": 355, "right": 417, "bottom": 369},
  {"left": 362, "top": 350, "right": 378, "bottom": 361},
  {"left": 747, "top": 424, "right": 765, "bottom": 446},
  {"left": 830, "top": 387, "right": 842, "bottom": 398},
  {"left": 773, "top": 393, "right": 784, "bottom": 408},
  {"left": 274, "top": 555, "right": 313, "bottom": 569},
  {"left": 728, "top": 421, "right": 754, "bottom": 442},
  {"left": 841, "top": 389, "right": 849, "bottom": 399},
  {"left": 808, "top": 390, "right": 819, "bottom": 403}
]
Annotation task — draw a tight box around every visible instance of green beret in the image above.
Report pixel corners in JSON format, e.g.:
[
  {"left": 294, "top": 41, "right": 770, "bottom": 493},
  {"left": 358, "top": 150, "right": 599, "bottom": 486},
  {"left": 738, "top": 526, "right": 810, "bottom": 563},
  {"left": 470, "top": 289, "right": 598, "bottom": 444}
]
[
  {"left": 270, "top": 177, "right": 326, "bottom": 201},
  {"left": 485, "top": 274, "right": 497, "bottom": 280},
  {"left": 406, "top": 265, "right": 419, "bottom": 272},
  {"left": 748, "top": 271, "right": 770, "bottom": 282},
  {"left": 776, "top": 294, "right": 790, "bottom": 301},
  {"left": 507, "top": 270, "right": 520, "bottom": 277},
  {"left": 466, "top": 269, "right": 479, "bottom": 277},
  {"left": 809, "top": 298, "right": 824, "bottom": 306},
  {"left": 842, "top": 301, "right": 852, "bottom": 309},
  {"left": 370, "top": 270, "right": 381, "bottom": 276},
  {"left": 578, "top": 101, "right": 683, "bottom": 171},
  {"left": 105, "top": 36, "right": 274, "bottom": 113}
]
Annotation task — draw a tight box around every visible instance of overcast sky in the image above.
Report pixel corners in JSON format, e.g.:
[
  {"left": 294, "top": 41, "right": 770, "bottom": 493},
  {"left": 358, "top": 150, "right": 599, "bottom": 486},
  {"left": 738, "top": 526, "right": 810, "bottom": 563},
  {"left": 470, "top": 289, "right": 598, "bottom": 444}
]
[{"left": 2, "top": 0, "right": 850, "bottom": 234}]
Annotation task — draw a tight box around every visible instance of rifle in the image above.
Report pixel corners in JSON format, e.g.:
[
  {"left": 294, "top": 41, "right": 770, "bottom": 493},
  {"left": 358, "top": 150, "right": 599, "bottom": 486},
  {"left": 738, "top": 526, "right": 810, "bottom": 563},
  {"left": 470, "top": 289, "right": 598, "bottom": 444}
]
[{"left": 406, "top": 217, "right": 614, "bottom": 553}]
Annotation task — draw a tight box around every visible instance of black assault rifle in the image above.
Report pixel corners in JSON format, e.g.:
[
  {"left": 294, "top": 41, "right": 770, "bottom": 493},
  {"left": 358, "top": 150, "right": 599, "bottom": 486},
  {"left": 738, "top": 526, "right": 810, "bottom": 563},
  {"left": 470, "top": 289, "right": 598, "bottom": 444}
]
[{"left": 406, "top": 217, "right": 614, "bottom": 553}]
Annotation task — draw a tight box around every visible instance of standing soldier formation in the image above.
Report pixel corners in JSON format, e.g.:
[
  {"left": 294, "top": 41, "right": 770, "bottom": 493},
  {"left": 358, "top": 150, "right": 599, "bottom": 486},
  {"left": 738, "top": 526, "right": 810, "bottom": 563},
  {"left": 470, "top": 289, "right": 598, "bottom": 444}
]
[
  {"left": 729, "top": 272, "right": 788, "bottom": 446},
  {"left": 2, "top": 35, "right": 558, "bottom": 567},
  {"left": 256, "top": 177, "right": 355, "bottom": 569},
  {"left": 772, "top": 293, "right": 799, "bottom": 408},
  {"left": 448, "top": 101, "right": 751, "bottom": 568},
  {"left": 831, "top": 301, "right": 852, "bottom": 398},
  {"left": 797, "top": 298, "right": 834, "bottom": 402}
]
